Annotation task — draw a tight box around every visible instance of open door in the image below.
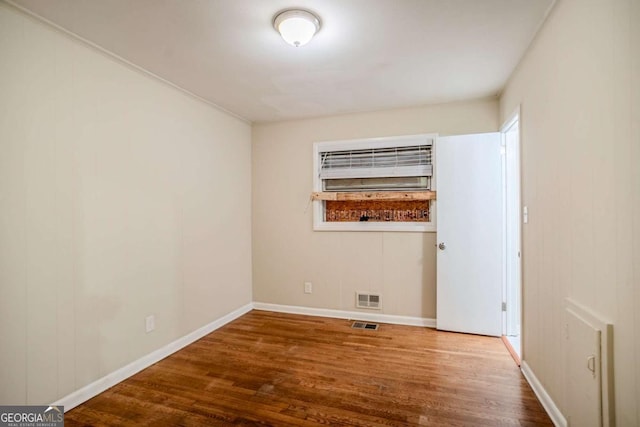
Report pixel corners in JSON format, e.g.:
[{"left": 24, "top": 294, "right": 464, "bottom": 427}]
[{"left": 436, "top": 132, "right": 503, "bottom": 336}]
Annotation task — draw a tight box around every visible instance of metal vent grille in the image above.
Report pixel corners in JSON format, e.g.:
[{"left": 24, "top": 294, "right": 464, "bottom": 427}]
[
  {"left": 319, "top": 144, "right": 433, "bottom": 180},
  {"left": 351, "top": 321, "right": 380, "bottom": 330},
  {"left": 356, "top": 292, "right": 381, "bottom": 309}
]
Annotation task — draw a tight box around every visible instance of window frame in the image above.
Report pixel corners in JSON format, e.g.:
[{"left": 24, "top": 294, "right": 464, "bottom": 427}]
[{"left": 312, "top": 133, "right": 438, "bottom": 232}]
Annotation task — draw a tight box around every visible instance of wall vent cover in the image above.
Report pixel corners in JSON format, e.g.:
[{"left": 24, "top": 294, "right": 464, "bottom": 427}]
[
  {"left": 356, "top": 292, "right": 381, "bottom": 309},
  {"left": 352, "top": 321, "right": 379, "bottom": 330}
]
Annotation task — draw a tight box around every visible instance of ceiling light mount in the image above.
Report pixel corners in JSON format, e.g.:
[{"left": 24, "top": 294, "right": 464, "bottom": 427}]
[{"left": 273, "top": 9, "right": 321, "bottom": 47}]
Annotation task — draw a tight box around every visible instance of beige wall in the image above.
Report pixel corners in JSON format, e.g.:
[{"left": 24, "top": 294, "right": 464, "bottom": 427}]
[
  {"left": 0, "top": 3, "right": 252, "bottom": 405},
  {"left": 252, "top": 99, "right": 498, "bottom": 318},
  {"left": 500, "top": 0, "right": 639, "bottom": 424}
]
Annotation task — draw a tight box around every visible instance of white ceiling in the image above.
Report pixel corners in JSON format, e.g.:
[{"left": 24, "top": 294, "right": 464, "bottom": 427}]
[{"left": 11, "top": 0, "right": 554, "bottom": 123}]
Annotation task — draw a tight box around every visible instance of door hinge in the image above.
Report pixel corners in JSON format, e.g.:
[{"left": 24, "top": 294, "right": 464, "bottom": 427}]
[{"left": 502, "top": 302, "right": 507, "bottom": 312}]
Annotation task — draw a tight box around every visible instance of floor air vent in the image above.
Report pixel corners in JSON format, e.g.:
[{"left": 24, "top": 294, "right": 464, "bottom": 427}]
[
  {"left": 356, "top": 292, "right": 381, "bottom": 309},
  {"left": 351, "top": 321, "right": 379, "bottom": 330}
]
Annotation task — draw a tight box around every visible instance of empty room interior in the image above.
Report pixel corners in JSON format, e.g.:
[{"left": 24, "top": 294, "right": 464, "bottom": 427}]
[{"left": 0, "top": 0, "right": 638, "bottom": 426}]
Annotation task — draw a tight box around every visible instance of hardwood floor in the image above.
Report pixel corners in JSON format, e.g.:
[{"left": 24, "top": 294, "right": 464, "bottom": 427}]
[{"left": 65, "top": 310, "right": 552, "bottom": 426}]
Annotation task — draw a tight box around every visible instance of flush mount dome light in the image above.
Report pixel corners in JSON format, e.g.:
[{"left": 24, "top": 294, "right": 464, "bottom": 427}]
[{"left": 273, "top": 9, "right": 321, "bottom": 47}]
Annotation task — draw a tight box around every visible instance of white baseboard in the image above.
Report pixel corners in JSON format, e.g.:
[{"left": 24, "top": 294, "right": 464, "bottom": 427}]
[
  {"left": 521, "top": 361, "right": 567, "bottom": 427},
  {"left": 52, "top": 302, "right": 253, "bottom": 412},
  {"left": 252, "top": 302, "right": 436, "bottom": 328}
]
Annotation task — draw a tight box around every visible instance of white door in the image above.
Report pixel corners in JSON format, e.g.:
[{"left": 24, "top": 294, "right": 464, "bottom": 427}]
[{"left": 436, "top": 132, "right": 503, "bottom": 336}]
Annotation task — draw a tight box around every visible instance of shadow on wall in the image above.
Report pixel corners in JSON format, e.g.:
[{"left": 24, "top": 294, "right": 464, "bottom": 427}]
[{"left": 421, "top": 233, "right": 438, "bottom": 319}]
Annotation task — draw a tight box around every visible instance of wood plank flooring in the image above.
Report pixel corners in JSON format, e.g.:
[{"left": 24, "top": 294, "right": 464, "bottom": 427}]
[{"left": 65, "top": 310, "right": 552, "bottom": 426}]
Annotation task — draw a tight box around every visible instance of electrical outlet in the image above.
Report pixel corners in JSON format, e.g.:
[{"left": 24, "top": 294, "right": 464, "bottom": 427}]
[
  {"left": 145, "top": 315, "right": 155, "bottom": 333},
  {"left": 304, "top": 282, "right": 313, "bottom": 294}
]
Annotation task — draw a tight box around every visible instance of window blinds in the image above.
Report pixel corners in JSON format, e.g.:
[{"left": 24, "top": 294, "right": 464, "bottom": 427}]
[{"left": 319, "top": 144, "right": 432, "bottom": 179}]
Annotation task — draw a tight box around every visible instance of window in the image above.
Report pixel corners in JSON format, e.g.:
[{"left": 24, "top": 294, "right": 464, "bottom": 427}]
[{"left": 312, "top": 134, "right": 437, "bottom": 232}]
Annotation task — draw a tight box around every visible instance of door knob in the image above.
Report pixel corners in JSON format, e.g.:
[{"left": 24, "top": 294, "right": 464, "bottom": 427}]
[{"left": 438, "top": 242, "right": 446, "bottom": 250}]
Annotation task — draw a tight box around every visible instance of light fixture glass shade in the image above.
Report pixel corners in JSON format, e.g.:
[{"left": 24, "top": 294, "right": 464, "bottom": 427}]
[{"left": 274, "top": 10, "right": 320, "bottom": 47}]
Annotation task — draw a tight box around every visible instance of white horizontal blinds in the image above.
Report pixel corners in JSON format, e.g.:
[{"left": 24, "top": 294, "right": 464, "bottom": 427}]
[{"left": 319, "top": 144, "right": 432, "bottom": 179}]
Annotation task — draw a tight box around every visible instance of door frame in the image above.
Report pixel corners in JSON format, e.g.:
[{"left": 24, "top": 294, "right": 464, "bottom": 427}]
[{"left": 500, "top": 106, "right": 523, "bottom": 357}]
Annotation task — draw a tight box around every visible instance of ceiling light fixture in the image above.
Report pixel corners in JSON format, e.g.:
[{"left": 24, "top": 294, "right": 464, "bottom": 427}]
[{"left": 273, "top": 9, "right": 321, "bottom": 47}]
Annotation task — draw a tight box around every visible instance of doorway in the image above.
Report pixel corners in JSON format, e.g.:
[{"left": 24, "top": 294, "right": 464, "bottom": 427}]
[{"left": 501, "top": 109, "right": 522, "bottom": 362}]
